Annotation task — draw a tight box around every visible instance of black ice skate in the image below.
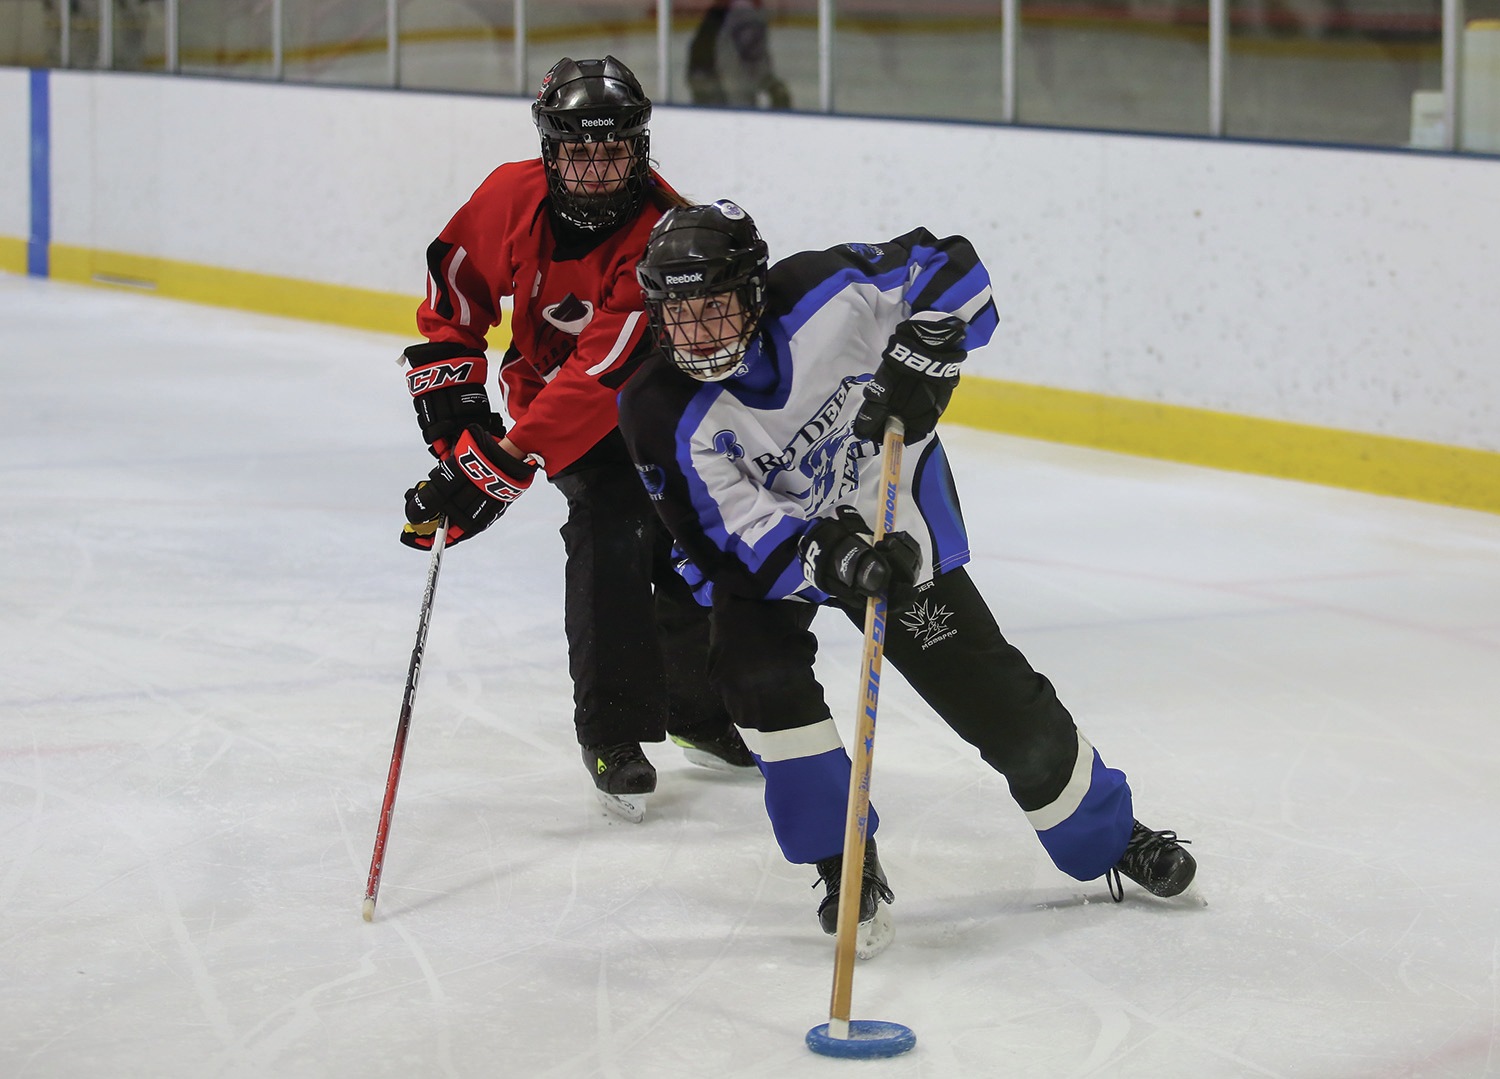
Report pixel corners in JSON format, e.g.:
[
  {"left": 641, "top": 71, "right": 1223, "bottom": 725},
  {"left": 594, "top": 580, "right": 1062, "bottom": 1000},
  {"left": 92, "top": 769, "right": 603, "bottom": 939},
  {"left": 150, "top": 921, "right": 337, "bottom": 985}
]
[
  {"left": 583, "top": 743, "right": 657, "bottom": 824},
  {"left": 1107, "top": 821, "right": 1196, "bottom": 901},
  {"left": 814, "top": 837, "right": 895, "bottom": 960},
  {"left": 669, "top": 727, "right": 757, "bottom": 772}
]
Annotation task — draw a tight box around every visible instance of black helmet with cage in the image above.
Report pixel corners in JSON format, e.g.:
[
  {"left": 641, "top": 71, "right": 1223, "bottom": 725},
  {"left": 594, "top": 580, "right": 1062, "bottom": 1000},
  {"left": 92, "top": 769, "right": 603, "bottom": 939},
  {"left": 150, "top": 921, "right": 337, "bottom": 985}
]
[
  {"left": 636, "top": 200, "right": 770, "bottom": 381},
  {"left": 532, "top": 56, "right": 653, "bottom": 232}
]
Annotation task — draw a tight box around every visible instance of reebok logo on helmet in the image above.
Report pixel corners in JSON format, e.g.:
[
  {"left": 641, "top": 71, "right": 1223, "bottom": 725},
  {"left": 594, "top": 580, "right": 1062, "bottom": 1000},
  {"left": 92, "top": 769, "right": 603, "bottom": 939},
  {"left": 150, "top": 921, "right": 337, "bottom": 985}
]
[{"left": 665, "top": 272, "right": 705, "bottom": 285}]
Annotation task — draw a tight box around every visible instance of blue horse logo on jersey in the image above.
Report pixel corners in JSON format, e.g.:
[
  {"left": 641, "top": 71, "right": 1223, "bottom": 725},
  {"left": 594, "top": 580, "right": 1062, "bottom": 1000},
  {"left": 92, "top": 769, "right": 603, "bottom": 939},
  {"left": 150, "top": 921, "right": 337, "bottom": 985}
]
[
  {"left": 799, "top": 429, "right": 860, "bottom": 516},
  {"left": 754, "top": 375, "right": 864, "bottom": 514}
]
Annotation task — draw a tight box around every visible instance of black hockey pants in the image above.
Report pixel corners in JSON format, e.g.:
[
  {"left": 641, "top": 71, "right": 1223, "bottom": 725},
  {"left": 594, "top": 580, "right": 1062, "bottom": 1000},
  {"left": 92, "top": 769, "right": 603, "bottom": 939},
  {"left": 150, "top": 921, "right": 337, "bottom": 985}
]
[
  {"left": 707, "top": 566, "right": 1082, "bottom": 814},
  {"left": 551, "top": 436, "right": 732, "bottom": 748}
]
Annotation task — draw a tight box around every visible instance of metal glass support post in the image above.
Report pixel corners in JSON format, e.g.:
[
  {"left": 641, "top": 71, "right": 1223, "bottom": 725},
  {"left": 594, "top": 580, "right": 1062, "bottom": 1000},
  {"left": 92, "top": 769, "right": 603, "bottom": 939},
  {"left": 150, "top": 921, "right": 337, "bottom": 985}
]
[
  {"left": 657, "top": 0, "right": 672, "bottom": 101},
  {"left": 60, "top": 0, "right": 70, "bottom": 68},
  {"left": 165, "top": 0, "right": 179, "bottom": 72},
  {"left": 387, "top": 0, "right": 399, "bottom": 86},
  {"left": 818, "top": 0, "right": 834, "bottom": 112},
  {"left": 515, "top": 0, "right": 528, "bottom": 94},
  {"left": 272, "top": 0, "right": 284, "bottom": 79},
  {"left": 1209, "top": 0, "right": 1226, "bottom": 135},
  {"left": 1001, "top": 0, "right": 1017, "bottom": 122},
  {"left": 100, "top": 0, "right": 113, "bottom": 68},
  {"left": 1443, "top": 0, "right": 1463, "bottom": 150}
]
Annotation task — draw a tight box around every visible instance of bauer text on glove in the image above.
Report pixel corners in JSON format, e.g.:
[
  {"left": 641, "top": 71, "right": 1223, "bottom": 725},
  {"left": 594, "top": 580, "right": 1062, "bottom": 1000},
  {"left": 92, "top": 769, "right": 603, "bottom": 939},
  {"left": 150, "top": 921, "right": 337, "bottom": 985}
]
[{"left": 852, "top": 313, "right": 968, "bottom": 444}]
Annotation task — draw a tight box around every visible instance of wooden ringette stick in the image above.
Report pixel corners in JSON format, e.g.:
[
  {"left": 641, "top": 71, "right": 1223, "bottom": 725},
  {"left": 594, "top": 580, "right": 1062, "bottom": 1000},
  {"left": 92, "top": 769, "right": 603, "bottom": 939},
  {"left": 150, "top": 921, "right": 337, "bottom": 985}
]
[{"left": 827, "top": 416, "right": 905, "bottom": 1037}]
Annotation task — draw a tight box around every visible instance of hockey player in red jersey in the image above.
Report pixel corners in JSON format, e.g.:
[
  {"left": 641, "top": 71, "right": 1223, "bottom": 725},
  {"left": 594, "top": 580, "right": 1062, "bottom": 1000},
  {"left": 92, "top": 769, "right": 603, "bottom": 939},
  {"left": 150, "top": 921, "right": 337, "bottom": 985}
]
[
  {"left": 398, "top": 57, "right": 755, "bottom": 822},
  {"left": 620, "top": 200, "right": 1196, "bottom": 957}
]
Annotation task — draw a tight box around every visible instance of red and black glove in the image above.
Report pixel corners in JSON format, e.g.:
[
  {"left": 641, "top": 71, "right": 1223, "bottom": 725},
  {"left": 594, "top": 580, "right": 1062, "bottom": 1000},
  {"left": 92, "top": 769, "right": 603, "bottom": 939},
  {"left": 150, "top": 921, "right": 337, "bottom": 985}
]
[
  {"left": 403, "top": 341, "right": 507, "bottom": 458},
  {"left": 798, "top": 506, "right": 921, "bottom": 610},
  {"left": 852, "top": 314, "right": 968, "bottom": 444},
  {"left": 400, "top": 426, "right": 537, "bottom": 549}
]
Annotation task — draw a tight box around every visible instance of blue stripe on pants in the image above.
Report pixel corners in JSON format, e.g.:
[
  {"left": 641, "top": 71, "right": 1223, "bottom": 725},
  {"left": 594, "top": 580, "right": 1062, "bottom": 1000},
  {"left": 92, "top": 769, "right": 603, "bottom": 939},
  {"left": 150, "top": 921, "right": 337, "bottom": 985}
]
[
  {"left": 759, "top": 746, "right": 880, "bottom": 864},
  {"left": 1035, "top": 749, "right": 1134, "bottom": 880}
]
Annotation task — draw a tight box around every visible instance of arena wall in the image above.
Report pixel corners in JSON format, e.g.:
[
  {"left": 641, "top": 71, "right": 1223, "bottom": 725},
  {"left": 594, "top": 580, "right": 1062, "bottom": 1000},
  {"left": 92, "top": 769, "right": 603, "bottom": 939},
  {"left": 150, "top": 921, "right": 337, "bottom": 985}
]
[{"left": 3, "top": 69, "right": 1497, "bottom": 510}]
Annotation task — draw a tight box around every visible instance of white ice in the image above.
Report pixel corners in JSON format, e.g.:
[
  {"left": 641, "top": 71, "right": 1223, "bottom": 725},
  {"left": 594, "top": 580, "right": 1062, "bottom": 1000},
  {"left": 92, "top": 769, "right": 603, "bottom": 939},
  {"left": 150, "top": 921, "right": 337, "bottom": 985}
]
[{"left": 2, "top": 274, "right": 1498, "bottom": 1078}]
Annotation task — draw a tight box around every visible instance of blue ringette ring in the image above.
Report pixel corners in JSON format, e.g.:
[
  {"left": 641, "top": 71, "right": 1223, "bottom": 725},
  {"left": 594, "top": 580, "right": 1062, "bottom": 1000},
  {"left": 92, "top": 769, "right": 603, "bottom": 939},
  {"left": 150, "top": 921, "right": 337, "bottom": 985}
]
[{"left": 805, "top": 1020, "right": 917, "bottom": 1058}]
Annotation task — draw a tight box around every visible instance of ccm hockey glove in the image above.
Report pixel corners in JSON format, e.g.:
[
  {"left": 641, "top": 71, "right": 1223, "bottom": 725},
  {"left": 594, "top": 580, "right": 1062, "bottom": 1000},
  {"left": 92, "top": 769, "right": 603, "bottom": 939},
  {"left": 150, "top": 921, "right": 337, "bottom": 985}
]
[
  {"left": 401, "top": 426, "right": 536, "bottom": 549},
  {"left": 852, "top": 314, "right": 968, "bottom": 444},
  {"left": 404, "top": 341, "right": 507, "bottom": 458},
  {"left": 799, "top": 506, "right": 921, "bottom": 611}
]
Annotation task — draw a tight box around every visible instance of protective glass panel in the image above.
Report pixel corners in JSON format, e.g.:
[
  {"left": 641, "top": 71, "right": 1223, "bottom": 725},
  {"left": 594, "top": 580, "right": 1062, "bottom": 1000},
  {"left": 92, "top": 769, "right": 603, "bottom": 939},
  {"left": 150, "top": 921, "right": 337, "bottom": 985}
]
[
  {"left": 1464, "top": 5, "right": 1500, "bottom": 153},
  {"left": 1017, "top": 0, "right": 1212, "bottom": 134},
  {"left": 282, "top": 0, "right": 389, "bottom": 85},
  {"left": 64, "top": 0, "right": 101, "bottom": 67},
  {"left": 0, "top": 0, "right": 62, "bottom": 66},
  {"left": 834, "top": 1, "right": 1005, "bottom": 121},
  {"left": 1224, "top": 0, "right": 1442, "bottom": 147},
  {"left": 112, "top": 0, "right": 166, "bottom": 71},
  {"left": 675, "top": 0, "right": 804, "bottom": 110},
  {"left": 179, "top": 0, "right": 274, "bottom": 77},
  {"left": 398, "top": 0, "right": 519, "bottom": 92},
  {"left": 522, "top": 1, "right": 659, "bottom": 101}
]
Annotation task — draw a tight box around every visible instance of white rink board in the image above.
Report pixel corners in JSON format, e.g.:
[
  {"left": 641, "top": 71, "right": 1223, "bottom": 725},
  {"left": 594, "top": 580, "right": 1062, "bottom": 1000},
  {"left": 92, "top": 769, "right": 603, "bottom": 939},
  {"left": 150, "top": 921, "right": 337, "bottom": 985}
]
[
  {"left": 14, "top": 69, "right": 1500, "bottom": 452},
  {"left": 46, "top": 72, "right": 537, "bottom": 292},
  {"left": 0, "top": 68, "right": 29, "bottom": 244}
]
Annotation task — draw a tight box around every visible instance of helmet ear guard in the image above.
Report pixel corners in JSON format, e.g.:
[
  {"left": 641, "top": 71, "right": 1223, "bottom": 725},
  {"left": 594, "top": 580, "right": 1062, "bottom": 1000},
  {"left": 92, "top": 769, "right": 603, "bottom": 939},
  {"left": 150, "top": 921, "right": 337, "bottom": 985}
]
[
  {"left": 533, "top": 56, "right": 653, "bottom": 231},
  {"left": 636, "top": 201, "right": 770, "bottom": 381}
]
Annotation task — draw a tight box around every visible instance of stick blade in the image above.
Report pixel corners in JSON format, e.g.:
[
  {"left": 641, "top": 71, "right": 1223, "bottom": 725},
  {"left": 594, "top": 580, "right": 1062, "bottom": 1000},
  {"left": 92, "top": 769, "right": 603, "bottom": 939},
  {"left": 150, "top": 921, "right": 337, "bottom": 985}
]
[
  {"left": 361, "top": 897, "right": 376, "bottom": 922},
  {"left": 806, "top": 1020, "right": 916, "bottom": 1058}
]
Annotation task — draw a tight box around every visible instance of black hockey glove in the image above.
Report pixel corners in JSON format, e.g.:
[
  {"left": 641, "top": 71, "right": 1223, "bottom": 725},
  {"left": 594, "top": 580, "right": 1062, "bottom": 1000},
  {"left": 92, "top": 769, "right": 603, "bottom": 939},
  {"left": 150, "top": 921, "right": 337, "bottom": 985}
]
[
  {"left": 852, "top": 314, "right": 968, "bottom": 444},
  {"left": 401, "top": 426, "right": 536, "bottom": 549},
  {"left": 799, "top": 506, "right": 921, "bottom": 611},
  {"left": 403, "top": 341, "right": 507, "bottom": 459}
]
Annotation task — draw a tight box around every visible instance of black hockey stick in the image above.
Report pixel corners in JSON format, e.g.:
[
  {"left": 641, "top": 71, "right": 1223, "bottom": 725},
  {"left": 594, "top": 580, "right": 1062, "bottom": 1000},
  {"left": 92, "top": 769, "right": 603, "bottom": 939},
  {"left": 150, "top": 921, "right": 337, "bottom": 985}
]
[{"left": 362, "top": 517, "right": 449, "bottom": 922}]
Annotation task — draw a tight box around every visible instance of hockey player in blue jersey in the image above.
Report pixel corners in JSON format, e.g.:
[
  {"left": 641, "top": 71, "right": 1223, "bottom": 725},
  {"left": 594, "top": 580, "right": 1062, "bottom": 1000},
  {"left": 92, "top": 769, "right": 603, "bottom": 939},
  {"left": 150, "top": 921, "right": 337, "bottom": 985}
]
[{"left": 616, "top": 199, "right": 1196, "bottom": 958}]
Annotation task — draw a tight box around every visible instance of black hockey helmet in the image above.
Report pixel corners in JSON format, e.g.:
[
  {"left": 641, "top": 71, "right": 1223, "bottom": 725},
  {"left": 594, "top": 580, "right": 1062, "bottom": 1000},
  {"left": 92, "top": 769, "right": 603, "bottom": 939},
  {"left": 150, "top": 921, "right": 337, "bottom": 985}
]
[
  {"left": 636, "top": 200, "right": 769, "bottom": 381},
  {"left": 532, "top": 56, "right": 653, "bottom": 232}
]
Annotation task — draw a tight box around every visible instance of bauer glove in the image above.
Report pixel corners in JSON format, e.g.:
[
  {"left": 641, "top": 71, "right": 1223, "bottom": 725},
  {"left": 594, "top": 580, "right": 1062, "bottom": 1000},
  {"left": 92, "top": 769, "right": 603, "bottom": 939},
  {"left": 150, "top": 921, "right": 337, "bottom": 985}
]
[
  {"left": 401, "top": 426, "right": 536, "bottom": 549},
  {"left": 852, "top": 314, "right": 968, "bottom": 444},
  {"left": 798, "top": 506, "right": 921, "bottom": 611},
  {"left": 403, "top": 341, "right": 507, "bottom": 458}
]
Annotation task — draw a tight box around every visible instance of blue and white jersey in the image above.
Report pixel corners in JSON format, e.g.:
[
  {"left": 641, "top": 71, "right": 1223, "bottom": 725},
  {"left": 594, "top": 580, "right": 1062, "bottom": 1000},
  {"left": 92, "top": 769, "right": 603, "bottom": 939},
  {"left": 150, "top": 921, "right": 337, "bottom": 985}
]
[{"left": 619, "top": 228, "right": 998, "bottom": 602}]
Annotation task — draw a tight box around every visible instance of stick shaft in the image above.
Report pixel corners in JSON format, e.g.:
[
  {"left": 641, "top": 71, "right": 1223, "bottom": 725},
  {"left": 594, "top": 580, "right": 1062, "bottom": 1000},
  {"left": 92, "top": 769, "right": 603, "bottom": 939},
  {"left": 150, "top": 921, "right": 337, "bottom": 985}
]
[
  {"left": 829, "top": 418, "right": 905, "bottom": 1023},
  {"left": 363, "top": 519, "right": 448, "bottom": 917}
]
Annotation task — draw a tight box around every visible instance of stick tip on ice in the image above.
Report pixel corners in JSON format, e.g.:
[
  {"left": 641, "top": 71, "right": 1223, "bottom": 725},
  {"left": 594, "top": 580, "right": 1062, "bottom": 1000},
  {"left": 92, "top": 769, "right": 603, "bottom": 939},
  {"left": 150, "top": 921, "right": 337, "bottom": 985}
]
[{"left": 361, "top": 898, "right": 376, "bottom": 922}]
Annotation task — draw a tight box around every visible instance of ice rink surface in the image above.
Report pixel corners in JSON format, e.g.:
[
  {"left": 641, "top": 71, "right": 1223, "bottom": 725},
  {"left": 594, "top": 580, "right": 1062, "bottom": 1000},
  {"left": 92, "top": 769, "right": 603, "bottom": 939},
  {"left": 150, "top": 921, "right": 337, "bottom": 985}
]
[{"left": 3, "top": 274, "right": 1499, "bottom": 1077}]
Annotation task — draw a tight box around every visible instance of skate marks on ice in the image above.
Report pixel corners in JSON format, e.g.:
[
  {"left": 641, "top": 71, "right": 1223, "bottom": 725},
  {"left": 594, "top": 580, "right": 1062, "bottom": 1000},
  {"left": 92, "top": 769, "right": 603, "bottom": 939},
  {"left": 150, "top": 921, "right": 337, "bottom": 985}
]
[{"left": 3, "top": 279, "right": 1500, "bottom": 1076}]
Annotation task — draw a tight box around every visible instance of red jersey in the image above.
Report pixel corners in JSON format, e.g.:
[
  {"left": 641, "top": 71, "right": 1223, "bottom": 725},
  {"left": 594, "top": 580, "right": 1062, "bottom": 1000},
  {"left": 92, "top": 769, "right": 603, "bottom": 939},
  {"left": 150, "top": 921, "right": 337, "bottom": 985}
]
[{"left": 416, "top": 158, "right": 675, "bottom": 474}]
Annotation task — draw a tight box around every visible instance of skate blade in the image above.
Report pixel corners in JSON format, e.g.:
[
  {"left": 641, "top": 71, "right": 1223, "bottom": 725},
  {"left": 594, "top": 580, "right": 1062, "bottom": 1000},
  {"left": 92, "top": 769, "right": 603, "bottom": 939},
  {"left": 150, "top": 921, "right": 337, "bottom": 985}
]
[
  {"left": 677, "top": 745, "right": 758, "bottom": 774},
  {"left": 855, "top": 904, "right": 894, "bottom": 960},
  {"left": 593, "top": 789, "right": 647, "bottom": 823}
]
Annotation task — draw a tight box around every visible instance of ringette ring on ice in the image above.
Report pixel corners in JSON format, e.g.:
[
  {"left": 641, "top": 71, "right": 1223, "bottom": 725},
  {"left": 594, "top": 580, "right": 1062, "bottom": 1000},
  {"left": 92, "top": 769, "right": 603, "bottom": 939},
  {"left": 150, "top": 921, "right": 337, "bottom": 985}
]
[{"left": 805, "top": 1020, "right": 916, "bottom": 1058}]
